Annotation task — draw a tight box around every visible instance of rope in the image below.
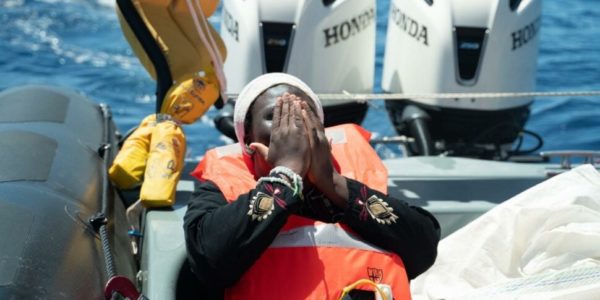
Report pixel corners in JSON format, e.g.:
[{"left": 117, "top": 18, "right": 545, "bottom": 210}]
[
  {"left": 226, "top": 90, "right": 600, "bottom": 101},
  {"left": 185, "top": 0, "right": 227, "bottom": 95},
  {"left": 90, "top": 104, "right": 119, "bottom": 298},
  {"left": 338, "top": 279, "right": 388, "bottom": 300},
  {"left": 100, "top": 225, "right": 117, "bottom": 278},
  {"left": 100, "top": 105, "right": 117, "bottom": 279}
]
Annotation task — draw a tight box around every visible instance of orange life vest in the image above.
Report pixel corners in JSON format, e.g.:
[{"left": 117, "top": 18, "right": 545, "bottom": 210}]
[{"left": 191, "top": 124, "right": 410, "bottom": 300}]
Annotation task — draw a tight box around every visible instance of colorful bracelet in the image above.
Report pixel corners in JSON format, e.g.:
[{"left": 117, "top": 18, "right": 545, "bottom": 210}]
[
  {"left": 257, "top": 176, "right": 294, "bottom": 191},
  {"left": 270, "top": 166, "right": 304, "bottom": 199}
]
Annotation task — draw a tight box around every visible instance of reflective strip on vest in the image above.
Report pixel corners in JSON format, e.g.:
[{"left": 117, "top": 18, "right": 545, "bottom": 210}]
[{"left": 271, "top": 223, "right": 387, "bottom": 254}]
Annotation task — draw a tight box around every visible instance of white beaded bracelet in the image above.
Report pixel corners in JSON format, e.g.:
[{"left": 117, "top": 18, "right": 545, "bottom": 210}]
[
  {"left": 256, "top": 176, "right": 294, "bottom": 191},
  {"left": 270, "top": 166, "right": 304, "bottom": 198}
]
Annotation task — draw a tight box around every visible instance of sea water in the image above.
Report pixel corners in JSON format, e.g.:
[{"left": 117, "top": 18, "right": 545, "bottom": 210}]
[{"left": 1, "top": 0, "right": 598, "bottom": 158}]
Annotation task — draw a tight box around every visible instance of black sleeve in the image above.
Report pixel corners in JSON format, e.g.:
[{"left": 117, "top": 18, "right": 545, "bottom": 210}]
[
  {"left": 183, "top": 180, "right": 301, "bottom": 288},
  {"left": 341, "top": 178, "right": 441, "bottom": 280}
]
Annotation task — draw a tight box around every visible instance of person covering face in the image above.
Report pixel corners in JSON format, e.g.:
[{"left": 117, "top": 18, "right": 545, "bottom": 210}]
[{"left": 184, "top": 73, "right": 440, "bottom": 299}]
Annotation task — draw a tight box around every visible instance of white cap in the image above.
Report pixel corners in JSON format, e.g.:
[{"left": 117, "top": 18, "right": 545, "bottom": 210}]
[{"left": 233, "top": 73, "right": 324, "bottom": 145}]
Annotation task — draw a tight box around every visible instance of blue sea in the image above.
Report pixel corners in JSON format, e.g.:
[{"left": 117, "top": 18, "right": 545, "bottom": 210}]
[{"left": 1, "top": 0, "right": 599, "bottom": 158}]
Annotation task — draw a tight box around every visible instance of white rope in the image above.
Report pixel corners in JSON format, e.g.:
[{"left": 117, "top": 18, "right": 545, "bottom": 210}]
[
  {"left": 192, "top": 0, "right": 226, "bottom": 81},
  {"left": 185, "top": 0, "right": 227, "bottom": 96},
  {"left": 225, "top": 90, "right": 600, "bottom": 101}
]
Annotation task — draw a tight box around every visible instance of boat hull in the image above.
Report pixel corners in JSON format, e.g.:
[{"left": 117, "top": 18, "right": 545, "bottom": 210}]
[{"left": 0, "top": 86, "right": 135, "bottom": 299}]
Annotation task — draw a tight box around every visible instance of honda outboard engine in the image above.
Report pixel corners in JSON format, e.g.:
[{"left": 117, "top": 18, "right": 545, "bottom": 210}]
[
  {"left": 382, "top": 0, "right": 541, "bottom": 159},
  {"left": 217, "top": 0, "right": 376, "bottom": 138}
]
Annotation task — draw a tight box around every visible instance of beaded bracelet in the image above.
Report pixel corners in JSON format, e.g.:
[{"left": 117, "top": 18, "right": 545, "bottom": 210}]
[
  {"left": 256, "top": 176, "right": 294, "bottom": 191},
  {"left": 270, "top": 166, "right": 304, "bottom": 199}
]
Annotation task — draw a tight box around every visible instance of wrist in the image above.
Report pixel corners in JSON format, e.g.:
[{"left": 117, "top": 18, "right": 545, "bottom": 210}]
[
  {"left": 270, "top": 166, "right": 304, "bottom": 200},
  {"left": 275, "top": 161, "right": 304, "bottom": 176},
  {"left": 328, "top": 173, "right": 349, "bottom": 209},
  {"left": 310, "top": 168, "right": 336, "bottom": 193}
]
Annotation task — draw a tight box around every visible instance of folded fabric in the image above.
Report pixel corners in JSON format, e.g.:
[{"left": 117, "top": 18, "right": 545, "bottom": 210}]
[{"left": 412, "top": 165, "right": 600, "bottom": 300}]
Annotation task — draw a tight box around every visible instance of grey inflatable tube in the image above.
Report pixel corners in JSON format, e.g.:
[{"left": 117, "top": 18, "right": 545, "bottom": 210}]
[{"left": 0, "top": 86, "right": 136, "bottom": 299}]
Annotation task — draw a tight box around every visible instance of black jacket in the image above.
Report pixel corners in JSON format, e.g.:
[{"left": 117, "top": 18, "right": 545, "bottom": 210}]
[{"left": 184, "top": 177, "right": 440, "bottom": 297}]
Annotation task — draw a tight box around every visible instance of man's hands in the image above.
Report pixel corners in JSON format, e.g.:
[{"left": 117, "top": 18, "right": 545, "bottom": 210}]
[{"left": 251, "top": 93, "right": 311, "bottom": 177}]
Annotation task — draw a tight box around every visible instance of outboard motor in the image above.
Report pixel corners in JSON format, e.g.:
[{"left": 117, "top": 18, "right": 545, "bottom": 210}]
[
  {"left": 382, "top": 0, "right": 542, "bottom": 159},
  {"left": 216, "top": 0, "right": 376, "bottom": 139}
]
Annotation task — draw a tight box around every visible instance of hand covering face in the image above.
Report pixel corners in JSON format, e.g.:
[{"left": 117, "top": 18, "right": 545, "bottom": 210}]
[{"left": 233, "top": 73, "right": 324, "bottom": 147}]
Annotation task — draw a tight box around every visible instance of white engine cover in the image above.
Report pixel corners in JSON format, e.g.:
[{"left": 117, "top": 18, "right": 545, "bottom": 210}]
[
  {"left": 382, "top": 0, "right": 541, "bottom": 110},
  {"left": 221, "top": 0, "right": 376, "bottom": 107}
]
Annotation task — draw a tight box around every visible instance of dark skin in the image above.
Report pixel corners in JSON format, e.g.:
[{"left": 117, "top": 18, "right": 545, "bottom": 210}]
[
  {"left": 184, "top": 85, "right": 441, "bottom": 288},
  {"left": 246, "top": 84, "right": 349, "bottom": 209}
]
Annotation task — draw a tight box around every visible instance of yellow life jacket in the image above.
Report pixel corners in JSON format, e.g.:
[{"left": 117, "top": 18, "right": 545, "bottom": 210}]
[
  {"left": 116, "top": 0, "right": 226, "bottom": 124},
  {"left": 116, "top": 0, "right": 224, "bottom": 84},
  {"left": 109, "top": 114, "right": 157, "bottom": 189},
  {"left": 109, "top": 114, "right": 186, "bottom": 208}
]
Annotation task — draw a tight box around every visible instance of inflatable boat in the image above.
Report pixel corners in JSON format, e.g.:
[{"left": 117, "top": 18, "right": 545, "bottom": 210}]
[
  {"left": 0, "top": 86, "right": 135, "bottom": 298},
  {"left": 1, "top": 0, "right": 599, "bottom": 299},
  {"left": 3, "top": 84, "right": 598, "bottom": 299}
]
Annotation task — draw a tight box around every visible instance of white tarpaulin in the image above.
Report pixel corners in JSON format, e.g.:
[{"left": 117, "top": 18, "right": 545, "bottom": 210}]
[{"left": 411, "top": 164, "right": 600, "bottom": 300}]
